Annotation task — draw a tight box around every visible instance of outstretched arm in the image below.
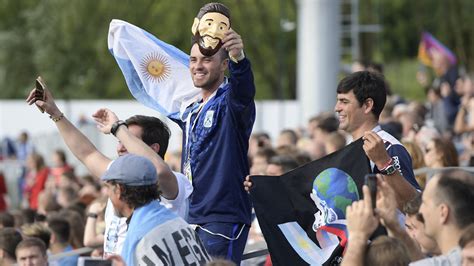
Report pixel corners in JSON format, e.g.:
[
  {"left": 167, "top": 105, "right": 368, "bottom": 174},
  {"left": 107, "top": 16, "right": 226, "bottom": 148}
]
[
  {"left": 26, "top": 82, "right": 110, "bottom": 178},
  {"left": 92, "top": 108, "right": 178, "bottom": 200}
]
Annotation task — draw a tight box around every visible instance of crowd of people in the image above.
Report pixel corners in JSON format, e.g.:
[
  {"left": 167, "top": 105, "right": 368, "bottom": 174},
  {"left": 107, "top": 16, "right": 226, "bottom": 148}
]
[{"left": 0, "top": 2, "right": 474, "bottom": 266}]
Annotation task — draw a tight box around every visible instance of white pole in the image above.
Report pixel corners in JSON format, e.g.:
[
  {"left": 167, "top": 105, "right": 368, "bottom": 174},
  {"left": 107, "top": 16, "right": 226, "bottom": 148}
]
[{"left": 297, "top": 0, "right": 341, "bottom": 123}]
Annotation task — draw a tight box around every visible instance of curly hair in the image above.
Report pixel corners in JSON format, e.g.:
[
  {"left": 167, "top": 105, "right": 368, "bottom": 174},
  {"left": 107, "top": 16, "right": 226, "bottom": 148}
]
[{"left": 109, "top": 181, "right": 161, "bottom": 209}]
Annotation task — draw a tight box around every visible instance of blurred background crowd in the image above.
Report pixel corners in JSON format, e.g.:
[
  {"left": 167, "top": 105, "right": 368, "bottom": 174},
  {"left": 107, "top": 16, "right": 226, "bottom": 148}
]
[{"left": 1, "top": 0, "right": 474, "bottom": 265}]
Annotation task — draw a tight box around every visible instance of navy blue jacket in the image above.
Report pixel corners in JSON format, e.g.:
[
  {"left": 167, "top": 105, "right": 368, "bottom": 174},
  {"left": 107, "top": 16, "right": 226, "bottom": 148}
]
[{"left": 170, "top": 58, "right": 255, "bottom": 225}]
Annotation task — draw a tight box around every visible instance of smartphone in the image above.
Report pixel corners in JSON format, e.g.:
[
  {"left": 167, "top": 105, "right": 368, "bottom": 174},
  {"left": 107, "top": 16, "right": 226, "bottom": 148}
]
[
  {"left": 78, "top": 257, "right": 112, "bottom": 266},
  {"left": 364, "top": 174, "right": 377, "bottom": 209},
  {"left": 35, "top": 78, "right": 45, "bottom": 100},
  {"left": 34, "top": 77, "right": 46, "bottom": 113}
]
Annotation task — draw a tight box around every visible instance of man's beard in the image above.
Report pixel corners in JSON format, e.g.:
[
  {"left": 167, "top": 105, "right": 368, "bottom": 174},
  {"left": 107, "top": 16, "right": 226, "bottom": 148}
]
[{"left": 193, "top": 32, "right": 223, "bottom": 56}]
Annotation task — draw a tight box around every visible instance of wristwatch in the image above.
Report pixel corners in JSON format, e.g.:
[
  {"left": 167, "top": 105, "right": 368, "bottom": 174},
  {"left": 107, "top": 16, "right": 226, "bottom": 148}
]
[
  {"left": 111, "top": 120, "right": 127, "bottom": 136},
  {"left": 380, "top": 159, "right": 397, "bottom": 175},
  {"left": 87, "top": 213, "right": 98, "bottom": 219}
]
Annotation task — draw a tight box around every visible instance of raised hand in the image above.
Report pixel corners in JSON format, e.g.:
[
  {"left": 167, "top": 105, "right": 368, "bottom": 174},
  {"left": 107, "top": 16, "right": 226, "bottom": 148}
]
[
  {"left": 222, "top": 28, "right": 244, "bottom": 60},
  {"left": 346, "top": 185, "right": 379, "bottom": 241},
  {"left": 26, "top": 77, "right": 62, "bottom": 118},
  {"left": 362, "top": 131, "right": 392, "bottom": 169},
  {"left": 375, "top": 175, "right": 399, "bottom": 229},
  {"left": 92, "top": 108, "right": 119, "bottom": 134}
]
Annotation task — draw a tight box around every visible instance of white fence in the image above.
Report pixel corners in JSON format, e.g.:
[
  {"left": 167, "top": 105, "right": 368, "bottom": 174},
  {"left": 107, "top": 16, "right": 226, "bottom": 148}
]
[
  {"left": 1, "top": 99, "right": 307, "bottom": 208},
  {"left": 0, "top": 99, "right": 304, "bottom": 150}
]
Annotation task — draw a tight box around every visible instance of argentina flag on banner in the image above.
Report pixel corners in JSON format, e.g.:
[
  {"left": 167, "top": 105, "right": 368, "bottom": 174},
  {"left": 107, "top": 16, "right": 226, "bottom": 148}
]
[{"left": 108, "top": 19, "right": 200, "bottom": 118}]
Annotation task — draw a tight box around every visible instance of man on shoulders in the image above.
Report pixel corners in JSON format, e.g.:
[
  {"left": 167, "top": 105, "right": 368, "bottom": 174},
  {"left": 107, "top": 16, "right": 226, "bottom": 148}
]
[{"left": 167, "top": 3, "right": 256, "bottom": 263}]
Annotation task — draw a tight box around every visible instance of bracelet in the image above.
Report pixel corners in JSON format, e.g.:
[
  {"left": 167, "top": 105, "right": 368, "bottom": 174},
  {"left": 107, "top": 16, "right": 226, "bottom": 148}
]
[
  {"left": 87, "top": 213, "right": 98, "bottom": 219},
  {"left": 49, "top": 113, "right": 64, "bottom": 122},
  {"left": 111, "top": 120, "right": 127, "bottom": 136},
  {"left": 379, "top": 158, "right": 393, "bottom": 171}
]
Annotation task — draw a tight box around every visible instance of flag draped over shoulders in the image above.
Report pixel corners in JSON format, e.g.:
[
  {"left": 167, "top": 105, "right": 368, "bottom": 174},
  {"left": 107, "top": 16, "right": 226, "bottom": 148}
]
[
  {"left": 108, "top": 19, "right": 200, "bottom": 118},
  {"left": 250, "top": 139, "right": 371, "bottom": 265}
]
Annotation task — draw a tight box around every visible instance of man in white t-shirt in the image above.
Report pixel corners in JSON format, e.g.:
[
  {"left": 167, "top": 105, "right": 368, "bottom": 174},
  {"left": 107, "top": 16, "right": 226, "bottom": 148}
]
[
  {"left": 92, "top": 111, "right": 193, "bottom": 256},
  {"left": 26, "top": 88, "right": 192, "bottom": 255}
]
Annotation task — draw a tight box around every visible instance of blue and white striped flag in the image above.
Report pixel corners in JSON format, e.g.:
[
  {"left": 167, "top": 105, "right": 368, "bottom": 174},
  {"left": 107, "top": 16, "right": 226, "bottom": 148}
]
[{"left": 108, "top": 19, "right": 200, "bottom": 117}]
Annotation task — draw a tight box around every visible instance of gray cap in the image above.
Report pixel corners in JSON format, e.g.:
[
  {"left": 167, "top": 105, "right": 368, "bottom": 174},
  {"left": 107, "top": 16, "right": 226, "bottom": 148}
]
[{"left": 101, "top": 154, "right": 157, "bottom": 186}]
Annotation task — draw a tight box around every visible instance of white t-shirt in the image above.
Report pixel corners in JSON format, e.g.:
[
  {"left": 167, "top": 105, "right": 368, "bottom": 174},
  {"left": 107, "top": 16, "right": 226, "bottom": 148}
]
[{"left": 103, "top": 171, "right": 193, "bottom": 257}]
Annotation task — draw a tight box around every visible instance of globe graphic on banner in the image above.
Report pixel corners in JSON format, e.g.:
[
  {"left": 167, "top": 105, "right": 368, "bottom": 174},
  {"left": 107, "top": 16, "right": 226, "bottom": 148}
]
[{"left": 312, "top": 168, "right": 360, "bottom": 219}]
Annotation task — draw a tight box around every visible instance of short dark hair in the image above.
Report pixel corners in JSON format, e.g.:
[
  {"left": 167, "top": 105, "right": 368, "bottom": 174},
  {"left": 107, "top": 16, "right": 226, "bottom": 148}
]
[
  {"left": 20, "top": 209, "right": 37, "bottom": 224},
  {"left": 109, "top": 181, "right": 160, "bottom": 209},
  {"left": 16, "top": 237, "right": 47, "bottom": 257},
  {"left": 403, "top": 193, "right": 422, "bottom": 216},
  {"left": 0, "top": 212, "right": 15, "bottom": 228},
  {"left": 47, "top": 217, "right": 70, "bottom": 244},
  {"left": 0, "top": 228, "right": 22, "bottom": 260},
  {"left": 54, "top": 149, "right": 67, "bottom": 164},
  {"left": 337, "top": 71, "right": 387, "bottom": 119},
  {"left": 251, "top": 132, "right": 271, "bottom": 148},
  {"left": 294, "top": 152, "right": 312, "bottom": 166},
  {"left": 279, "top": 129, "right": 298, "bottom": 145},
  {"left": 254, "top": 147, "right": 277, "bottom": 162},
  {"left": 436, "top": 170, "right": 474, "bottom": 229},
  {"left": 268, "top": 155, "right": 299, "bottom": 174},
  {"left": 459, "top": 223, "right": 474, "bottom": 248},
  {"left": 317, "top": 115, "right": 339, "bottom": 133},
  {"left": 125, "top": 115, "right": 171, "bottom": 158}
]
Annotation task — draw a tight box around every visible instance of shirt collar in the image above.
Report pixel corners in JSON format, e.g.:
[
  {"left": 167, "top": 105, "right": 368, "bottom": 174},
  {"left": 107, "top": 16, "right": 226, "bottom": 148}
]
[
  {"left": 372, "top": 124, "right": 382, "bottom": 133},
  {"left": 197, "top": 77, "right": 228, "bottom": 104}
]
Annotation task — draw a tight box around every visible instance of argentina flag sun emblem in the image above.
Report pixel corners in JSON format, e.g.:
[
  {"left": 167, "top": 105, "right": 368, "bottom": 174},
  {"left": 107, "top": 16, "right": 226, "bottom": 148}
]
[
  {"left": 140, "top": 52, "right": 171, "bottom": 83},
  {"left": 204, "top": 110, "right": 214, "bottom": 128}
]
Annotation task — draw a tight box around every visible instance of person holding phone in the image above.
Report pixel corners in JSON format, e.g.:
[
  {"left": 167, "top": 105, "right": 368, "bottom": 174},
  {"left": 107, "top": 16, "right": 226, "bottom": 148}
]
[
  {"left": 26, "top": 79, "right": 193, "bottom": 258},
  {"left": 342, "top": 175, "right": 420, "bottom": 266}
]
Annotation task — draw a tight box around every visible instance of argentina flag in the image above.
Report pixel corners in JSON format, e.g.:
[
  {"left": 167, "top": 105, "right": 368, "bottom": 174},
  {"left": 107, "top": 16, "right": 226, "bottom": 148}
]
[{"left": 108, "top": 19, "right": 200, "bottom": 117}]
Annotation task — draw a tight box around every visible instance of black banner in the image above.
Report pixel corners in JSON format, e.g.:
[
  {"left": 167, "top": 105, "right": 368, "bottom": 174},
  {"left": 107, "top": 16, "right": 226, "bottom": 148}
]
[{"left": 250, "top": 139, "right": 371, "bottom": 265}]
